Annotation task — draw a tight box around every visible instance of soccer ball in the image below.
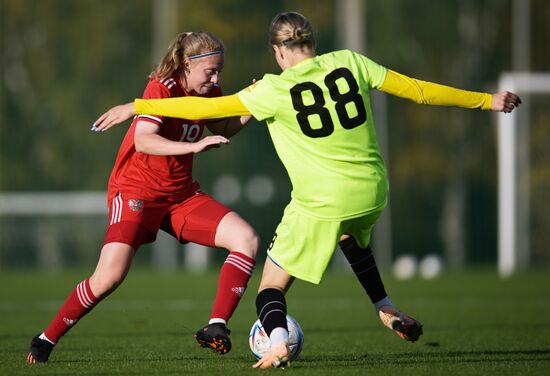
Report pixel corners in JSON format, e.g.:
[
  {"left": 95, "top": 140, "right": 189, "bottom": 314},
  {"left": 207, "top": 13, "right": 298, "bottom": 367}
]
[{"left": 249, "top": 315, "right": 304, "bottom": 361}]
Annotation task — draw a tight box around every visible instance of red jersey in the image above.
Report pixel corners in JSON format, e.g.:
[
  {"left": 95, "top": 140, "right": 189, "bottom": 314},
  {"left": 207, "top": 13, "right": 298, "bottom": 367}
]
[{"left": 108, "top": 75, "right": 222, "bottom": 201}]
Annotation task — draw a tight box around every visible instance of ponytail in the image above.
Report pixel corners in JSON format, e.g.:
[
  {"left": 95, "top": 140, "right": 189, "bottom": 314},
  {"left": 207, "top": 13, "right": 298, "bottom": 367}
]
[{"left": 149, "top": 31, "right": 225, "bottom": 80}]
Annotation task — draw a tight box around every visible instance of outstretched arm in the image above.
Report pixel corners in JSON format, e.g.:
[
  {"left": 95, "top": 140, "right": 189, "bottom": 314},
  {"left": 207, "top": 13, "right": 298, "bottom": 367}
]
[
  {"left": 379, "top": 70, "right": 521, "bottom": 113},
  {"left": 93, "top": 94, "right": 251, "bottom": 132},
  {"left": 135, "top": 94, "right": 251, "bottom": 120}
]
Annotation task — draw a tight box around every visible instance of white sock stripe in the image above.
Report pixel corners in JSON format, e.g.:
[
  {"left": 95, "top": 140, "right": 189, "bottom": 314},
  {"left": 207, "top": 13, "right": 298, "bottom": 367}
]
[
  {"left": 225, "top": 257, "right": 254, "bottom": 273},
  {"left": 258, "top": 301, "right": 286, "bottom": 319},
  {"left": 355, "top": 263, "right": 378, "bottom": 275},
  {"left": 225, "top": 256, "right": 255, "bottom": 273},
  {"left": 77, "top": 282, "right": 93, "bottom": 308},
  {"left": 226, "top": 254, "right": 255, "bottom": 269},
  {"left": 76, "top": 282, "right": 85, "bottom": 306},
  {"left": 224, "top": 260, "right": 253, "bottom": 275},
  {"left": 80, "top": 281, "right": 95, "bottom": 307},
  {"left": 260, "top": 309, "right": 286, "bottom": 325},
  {"left": 349, "top": 253, "right": 374, "bottom": 266}
]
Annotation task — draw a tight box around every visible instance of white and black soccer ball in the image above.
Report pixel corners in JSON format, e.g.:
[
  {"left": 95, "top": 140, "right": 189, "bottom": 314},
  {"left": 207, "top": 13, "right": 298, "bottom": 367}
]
[{"left": 249, "top": 315, "right": 304, "bottom": 361}]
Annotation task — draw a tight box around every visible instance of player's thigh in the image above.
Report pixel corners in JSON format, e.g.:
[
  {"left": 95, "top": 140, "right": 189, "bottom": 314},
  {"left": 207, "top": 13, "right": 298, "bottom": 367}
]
[
  {"left": 341, "top": 210, "right": 383, "bottom": 248},
  {"left": 163, "top": 193, "right": 231, "bottom": 247},
  {"left": 268, "top": 205, "right": 341, "bottom": 284},
  {"left": 214, "top": 211, "right": 258, "bottom": 257}
]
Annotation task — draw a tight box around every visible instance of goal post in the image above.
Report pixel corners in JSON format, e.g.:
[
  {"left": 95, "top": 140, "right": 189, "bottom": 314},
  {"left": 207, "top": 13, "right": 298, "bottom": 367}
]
[{"left": 497, "top": 72, "right": 550, "bottom": 277}]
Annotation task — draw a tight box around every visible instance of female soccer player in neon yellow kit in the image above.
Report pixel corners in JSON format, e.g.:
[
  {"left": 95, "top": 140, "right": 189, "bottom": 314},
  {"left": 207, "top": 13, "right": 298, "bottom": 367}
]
[{"left": 95, "top": 12, "right": 521, "bottom": 369}]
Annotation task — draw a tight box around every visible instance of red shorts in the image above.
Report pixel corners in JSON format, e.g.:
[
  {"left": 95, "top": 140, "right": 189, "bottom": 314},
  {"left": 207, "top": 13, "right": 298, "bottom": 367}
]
[{"left": 104, "top": 191, "right": 231, "bottom": 250}]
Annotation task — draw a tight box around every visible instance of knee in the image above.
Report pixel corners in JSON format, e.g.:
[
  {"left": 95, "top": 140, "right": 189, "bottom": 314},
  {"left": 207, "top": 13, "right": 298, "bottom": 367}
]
[
  {"left": 88, "top": 272, "right": 126, "bottom": 298},
  {"left": 233, "top": 226, "right": 260, "bottom": 260},
  {"left": 242, "top": 227, "right": 260, "bottom": 259}
]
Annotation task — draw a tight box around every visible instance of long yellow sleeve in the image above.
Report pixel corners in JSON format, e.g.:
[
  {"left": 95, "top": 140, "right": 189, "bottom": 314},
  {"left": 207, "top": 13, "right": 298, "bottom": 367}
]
[
  {"left": 380, "top": 70, "right": 492, "bottom": 110},
  {"left": 134, "top": 94, "right": 251, "bottom": 120}
]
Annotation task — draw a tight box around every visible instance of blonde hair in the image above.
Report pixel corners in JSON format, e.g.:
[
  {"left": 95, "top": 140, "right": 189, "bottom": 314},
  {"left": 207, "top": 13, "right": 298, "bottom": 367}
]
[
  {"left": 149, "top": 31, "right": 225, "bottom": 80},
  {"left": 269, "top": 12, "right": 316, "bottom": 50}
]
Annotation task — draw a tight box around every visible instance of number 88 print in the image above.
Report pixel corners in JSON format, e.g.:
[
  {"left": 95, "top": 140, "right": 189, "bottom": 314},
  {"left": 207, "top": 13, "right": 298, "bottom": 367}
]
[{"left": 290, "top": 67, "right": 367, "bottom": 138}]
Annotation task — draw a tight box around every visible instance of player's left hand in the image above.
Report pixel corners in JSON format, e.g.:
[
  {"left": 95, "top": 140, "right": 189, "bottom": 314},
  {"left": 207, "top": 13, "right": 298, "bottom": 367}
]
[
  {"left": 491, "top": 91, "right": 522, "bottom": 113},
  {"left": 92, "top": 102, "right": 135, "bottom": 132}
]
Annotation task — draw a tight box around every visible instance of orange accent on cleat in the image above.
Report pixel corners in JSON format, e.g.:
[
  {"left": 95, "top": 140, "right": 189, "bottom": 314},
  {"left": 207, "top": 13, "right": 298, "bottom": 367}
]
[
  {"left": 194, "top": 324, "right": 232, "bottom": 355},
  {"left": 27, "top": 352, "right": 37, "bottom": 364},
  {"left": 252, "top": 342, "right": 291, "bottom": 369},
  {"left": 27, "top": 333, "right": 54, "bottom": 363},
  {"left": 379, "top": 306, "right": 423, "bottom": 342}
]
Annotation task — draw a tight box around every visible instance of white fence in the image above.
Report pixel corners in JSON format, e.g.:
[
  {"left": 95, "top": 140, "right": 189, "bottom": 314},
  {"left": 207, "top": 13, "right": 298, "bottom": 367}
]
[{"left": 0, "top": 191, "right": 209, "bottom": 270}]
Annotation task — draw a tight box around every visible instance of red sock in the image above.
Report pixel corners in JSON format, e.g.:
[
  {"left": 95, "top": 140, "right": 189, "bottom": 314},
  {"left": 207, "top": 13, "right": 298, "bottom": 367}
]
[
  {"left": 43, "top": 278, "right": 98, "bottom": 343},
  {"left": 210, "top": 252, "right": 255, "bottom": 323}
]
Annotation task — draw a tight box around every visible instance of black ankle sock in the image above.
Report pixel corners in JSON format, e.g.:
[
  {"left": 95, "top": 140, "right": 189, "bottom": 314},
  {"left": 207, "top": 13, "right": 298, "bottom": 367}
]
[
  {"left": 256, "top": 288, "right": 287, "bottom": 336},
  {"left": 340, "top": 237, "right": 387, "bottom": 303}
]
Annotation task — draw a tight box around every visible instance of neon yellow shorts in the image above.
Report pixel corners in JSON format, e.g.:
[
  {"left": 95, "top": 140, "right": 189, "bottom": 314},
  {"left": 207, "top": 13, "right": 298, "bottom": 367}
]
[{"left": 267, "top": 203, "right": 383, "bottom": 284}]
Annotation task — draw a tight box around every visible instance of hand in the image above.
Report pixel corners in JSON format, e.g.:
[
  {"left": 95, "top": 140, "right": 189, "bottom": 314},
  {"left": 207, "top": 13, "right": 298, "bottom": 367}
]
[
  {"left": 491, "top": 91, "right": 521, "bottom": 113},
  {"left": 92, "top": 102, "right": 135, "bottom": 132},
  {"left": 191, "top": 135, "right": 230, "bottom": 153}
]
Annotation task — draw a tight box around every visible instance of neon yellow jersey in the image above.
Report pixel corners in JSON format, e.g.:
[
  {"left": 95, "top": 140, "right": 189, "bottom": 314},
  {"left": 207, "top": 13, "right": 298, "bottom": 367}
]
[{"left": 238, "top": 50, "right": 388, "bottom": 220}]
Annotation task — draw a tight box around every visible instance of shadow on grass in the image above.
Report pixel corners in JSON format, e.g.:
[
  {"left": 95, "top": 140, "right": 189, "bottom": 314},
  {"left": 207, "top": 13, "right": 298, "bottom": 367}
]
[
  {"left": 305, "top": 322, "right": 550, "bottom": 334},
  {"left": 295, "top": 348, "right": 550, "bottom": 366}
]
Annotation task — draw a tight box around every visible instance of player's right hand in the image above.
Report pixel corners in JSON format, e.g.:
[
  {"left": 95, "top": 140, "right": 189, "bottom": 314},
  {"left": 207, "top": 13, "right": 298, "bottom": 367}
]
[
  {"left": 192, "top": 135, "right": 230, "bottom": 153},
  {"left": 92, "top": 102, "right": 135, "bottom": 132},
  {"left": 491, "top": 91, "right": 521, "bottom": 113}
]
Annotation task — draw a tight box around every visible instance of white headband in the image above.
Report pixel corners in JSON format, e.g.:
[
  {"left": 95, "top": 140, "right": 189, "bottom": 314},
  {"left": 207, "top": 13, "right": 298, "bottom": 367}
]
[{"left": 188, "top": 51, "right": 224, "bottom": 60}]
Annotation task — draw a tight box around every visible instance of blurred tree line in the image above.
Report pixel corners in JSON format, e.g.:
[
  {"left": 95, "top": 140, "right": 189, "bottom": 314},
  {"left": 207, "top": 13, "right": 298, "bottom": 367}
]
[{"left": 1, "top": 0, "right": 549, "bottom": 267}]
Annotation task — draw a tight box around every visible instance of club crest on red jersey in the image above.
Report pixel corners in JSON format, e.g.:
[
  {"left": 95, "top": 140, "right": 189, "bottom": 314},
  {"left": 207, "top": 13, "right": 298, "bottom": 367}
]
[{"left": 128, "top": 199, "right": 144, "bottom": 212}]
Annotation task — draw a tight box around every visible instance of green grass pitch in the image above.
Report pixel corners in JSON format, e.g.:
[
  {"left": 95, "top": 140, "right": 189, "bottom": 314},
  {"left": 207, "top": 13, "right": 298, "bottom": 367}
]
[{"left": 1, "top": 268, "right": 549, "bottom": 375}]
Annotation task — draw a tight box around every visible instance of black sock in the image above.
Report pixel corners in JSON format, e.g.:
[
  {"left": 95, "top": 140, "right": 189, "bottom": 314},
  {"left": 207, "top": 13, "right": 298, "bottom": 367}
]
[
  {"left": 256, "top": 288, "right": 287, "bottom": 336},
  {"left": 340, "top": 237, "right": 387, "bottom": 304}
]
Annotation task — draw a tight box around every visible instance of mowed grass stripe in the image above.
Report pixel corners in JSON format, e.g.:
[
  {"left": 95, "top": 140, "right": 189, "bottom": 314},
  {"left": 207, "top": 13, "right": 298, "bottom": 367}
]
[{"left": 0, "top": 269, "right": 549, "bottom": 375}]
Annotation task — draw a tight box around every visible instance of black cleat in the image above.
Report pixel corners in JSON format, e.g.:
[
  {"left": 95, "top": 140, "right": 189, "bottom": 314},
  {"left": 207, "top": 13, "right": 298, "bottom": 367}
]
[
  {"left": 194, "top": 323, "right": 232, "bottom": 355},
  {"left": 27, "top": 334, "right": 54, "bottom": 363}
]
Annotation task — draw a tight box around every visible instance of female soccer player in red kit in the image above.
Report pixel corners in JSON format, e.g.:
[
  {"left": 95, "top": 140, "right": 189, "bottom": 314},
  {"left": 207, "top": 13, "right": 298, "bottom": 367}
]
[{"left": 27, "top": 31, "right": 257, "bottom": 363}]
